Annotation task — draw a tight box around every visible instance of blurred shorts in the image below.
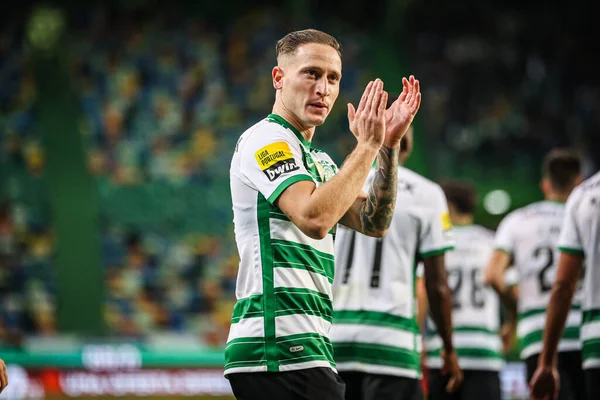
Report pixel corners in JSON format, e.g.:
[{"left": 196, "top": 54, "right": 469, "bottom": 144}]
[{"left": 227, "top": 366, "right": 345, "bottom": 400}]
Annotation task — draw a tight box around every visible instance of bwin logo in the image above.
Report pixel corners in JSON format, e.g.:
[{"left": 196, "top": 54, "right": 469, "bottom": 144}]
[{"left": 264, "top": 159, "right": 299, "bottom": 181}]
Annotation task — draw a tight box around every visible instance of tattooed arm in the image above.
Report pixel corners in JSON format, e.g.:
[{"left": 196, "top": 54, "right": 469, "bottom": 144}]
[{"left": 338, "top": 145, "right": 399, "bottom": 237}]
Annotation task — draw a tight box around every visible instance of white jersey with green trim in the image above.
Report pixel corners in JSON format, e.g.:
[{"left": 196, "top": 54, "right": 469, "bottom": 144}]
[
  {"left": 331, "top": 166, "right": 454, "bottom": 379},
  {"left": 494, "top": 200, "right": 582, "bottom": 360},
  {"left": 558, "top": 171, "right": 600, "bottom": 369},
  {"left": 424, "top": 225, "right": 504, "bottom": 371},
  {"left": 225, "top": 114, "right": 340, "bottom": 376}
]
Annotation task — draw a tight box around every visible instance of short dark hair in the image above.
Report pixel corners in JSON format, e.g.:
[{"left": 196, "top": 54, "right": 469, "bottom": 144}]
[
  {"left": 542, "top": 148, "right": 582, "bottom": 193},
  {"left": 438, "top": 180, "right": 478, "bottom": 215},
  {"left": 276, "top": 29, "right": 341, "bottom": 59}
]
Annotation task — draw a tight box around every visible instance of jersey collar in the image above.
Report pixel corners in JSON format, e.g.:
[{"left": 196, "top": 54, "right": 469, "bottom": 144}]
[{"left": 267, "top": 114, "right": 311, "bottom": 149}]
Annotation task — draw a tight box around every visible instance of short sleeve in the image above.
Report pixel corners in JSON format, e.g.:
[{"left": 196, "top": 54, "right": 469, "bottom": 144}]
[
  {"left": 416, "top": 262, "right": 424, "bottom": 278},
  {"left": 419, "top": 185, "right": 455, "bottom": 258},
  {"left": 494, "top": 213, "right": 517, "bottom": 255},
  {"left": 558, "top": 190, "right": 585, "bottom": 256},
  {"left": 240, "top": 126, "right": 314, "bottom": 204},
  {"left": 504, "top": 267, "right": 519, "bottom": 287}
]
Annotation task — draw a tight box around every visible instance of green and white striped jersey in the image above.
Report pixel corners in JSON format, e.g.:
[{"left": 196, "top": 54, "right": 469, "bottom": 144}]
[
  {"left": 424, "top": 225, "right": 504, "bottom": 371},
  {"left": 558, "top": 171, "right": 600, "bottom": 370},
  {"left": 331, "top": 166, "right": 454, "bottom": 379},
  {"left": 495, "top": 200, "right": 582, "bottom": 360},
  {"left": 225, "top": 114, "right": 339, "bottom": 375}
]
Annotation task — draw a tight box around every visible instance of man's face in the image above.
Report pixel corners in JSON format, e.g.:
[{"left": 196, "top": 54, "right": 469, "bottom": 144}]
[{"left": 273, "top": 43, "right": 342, "bottom": 128}]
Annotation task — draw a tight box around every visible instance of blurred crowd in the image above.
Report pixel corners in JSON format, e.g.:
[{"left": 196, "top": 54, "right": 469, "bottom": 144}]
[
  {"left": 405, "top": 0, "right": 599, "bottom": 182},
  {"left": 0, "top": 5, "right": 368, "bottom": 344},
  {"left": 0, "top": 1, "right": 597, "bottom": 347}
]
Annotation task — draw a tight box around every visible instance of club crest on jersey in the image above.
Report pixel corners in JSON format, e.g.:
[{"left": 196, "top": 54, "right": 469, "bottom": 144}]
[{"left": 255, "top": 141, "right": 300, "bottom": 181}]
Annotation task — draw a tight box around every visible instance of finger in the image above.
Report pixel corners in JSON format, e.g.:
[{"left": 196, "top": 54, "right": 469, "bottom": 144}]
[
  {"left": 409, "top": 79, "right": 420, "bottom": 109},
  {"left": 347, "top": 103, "right": 356, "bottom": 123},
  {"left": 366, "top": 79, "right": 381, "bottom": 115},
  {"left": 378, "top": 91, "right": 388, "bottom": 117},
  {"left": 357, "top": 81, "right": 374, "bottom": 114}
]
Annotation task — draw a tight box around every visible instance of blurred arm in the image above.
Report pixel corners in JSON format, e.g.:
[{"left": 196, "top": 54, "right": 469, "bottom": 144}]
[
  {"left": 423, "top": 253, "right": 454, "bottom": 353},
  {"left": 538, "top": 252, "right": 583, "bottom": 367}
]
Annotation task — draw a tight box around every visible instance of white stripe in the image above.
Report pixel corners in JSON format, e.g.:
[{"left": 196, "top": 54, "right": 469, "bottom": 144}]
[
  {"left": 330, "top": 323, "right": 416, "bottom": 350},
  {"left": 425, "top": 332, "right": 501, "bottom": 352},
  {"left": 520, "top": 343, "right": 542, "bottom": 360},
  {"left": 336, "top": 362, "right": 419, "bottom": 379},
  {"left": 227, "top": 317, "right": 264, "bottom": 342},
  {"left": 581, "top": 321, "right": 600, "bottom": 342},
  {"left": 518, "top": 312, "right": 580, "bottom": 337},
  {"left": 275, "top": 313, "right": 331, "bottom": 338},
  {"left": 583, "top": 358, "right": 600, "bottom": 369},
  {"left": 279, "top": 360, "right": 335, "bottom": 372},
  {"left": 224, "top": 365, "right": 267, "bottom": 375},
  {"left": 274, "top": 267, "right": 332, "bottom": 298},
  {"left": 426, "top": 357, "right": 504, "bottom": 371},
  {"left": 520, "top": 340, "right": 581, "bottom": 360},
  {"left": 270, "top": 218, "right": 334, "bottom": 255}
]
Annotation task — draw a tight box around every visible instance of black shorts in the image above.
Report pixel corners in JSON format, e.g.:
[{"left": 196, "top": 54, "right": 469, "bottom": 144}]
[
  {"left": 427, "top": 368, "right": 501, "bottom": 400},
  {"left": 227, "top": 367, "right": 345, "bottom": 400},
  {"left": 525, "top": 351, "right": 585, "bottom": 400},
  {"left": 585, "top": 368, "right": 600, "bottom": 400},
  {"left": 338, "top": 371, "right": 422, "bottom": 400}
]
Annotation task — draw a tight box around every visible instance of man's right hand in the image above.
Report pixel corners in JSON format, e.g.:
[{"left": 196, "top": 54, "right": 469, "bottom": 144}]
[
  {"left": 440, "top": 349, "right": 463, "bottom": 393},
  {"left": 347, "top": 79, "right": 388, "bottom": 150},
  {"left": 0, "top": 358, "right": 8, "bottom": 393}
]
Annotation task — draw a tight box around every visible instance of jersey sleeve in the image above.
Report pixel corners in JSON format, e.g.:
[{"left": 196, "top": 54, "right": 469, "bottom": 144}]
[
  {"left": 504, "top": 267, "right": 519, "bottom": 287},
  {"left": 494, "top": 213, "right": 517, "bottom": 255},
  {"left": 240, "top": 126, "right": 314, "bottom": 204},
  {"left": 419, "top": 185, "right": 455, "bottom": 258},
  {"left": 558, "top": 190, "right": 585, "bottom": 256},
  {"left": 416, "top": 262, "right": 424, "bottom": 278}
]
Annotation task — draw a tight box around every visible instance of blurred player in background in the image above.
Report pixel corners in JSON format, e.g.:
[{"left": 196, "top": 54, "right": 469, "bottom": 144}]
[
  {"left": 530, "top": 168, "right": 600, "bottom": 399},
  {"left": 486, "top": 149, "right": 584, "bottom": 400},
  {"left": 226, "top": 29, "right": 421, "bottom": 400},
  {"left": 419, "top": 180, "right": 503, "bottom": 400},
  {"left": 331, "top": 117, "right": 462, "bottom": 400}
]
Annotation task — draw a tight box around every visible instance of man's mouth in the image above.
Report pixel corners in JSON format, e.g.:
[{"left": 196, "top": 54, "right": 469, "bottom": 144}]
[{"left": 309, "top": 103, "right": 328, "bottom": 110}]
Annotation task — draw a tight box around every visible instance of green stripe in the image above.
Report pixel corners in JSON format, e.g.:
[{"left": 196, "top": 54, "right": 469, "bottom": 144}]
[
  {"left": 267, "top": 174, "right": 313, "bottom": 204},
  {"left": 231, "top": 294, "right": 263, "bottom": 323},
  {"left": 521, "top": 326, "right": 580, "bottom": 349},
  {"left": 558, "top": 246, "right": 585, "bottom": 257},
  {"left": 428, "top": 326, "right": 499, "bottom": 336},
  {"left": 269, "top": 211, "right": 290, "bottom": 222},
  {"left": 583, "top": 309, "right": 600, "bottom": 324},
  {"left": 427, "top": 348, "right": 503, "bottom": 360},
  {"left": 274, "top": 287, "right": 333, "bottom": 323},
  {"left": 334, "top": 342, "right": 419, "bottom": 371},
  {"left": 334, "top": 310, "right": 418, "bottom": 333},
  {"left": 583, "top": 338, "right": 600, "bottom": 361},
  {"left": 257, "top": 193, "right": 278, "bottom": 372},
  {"left": 420, "top": 246, "right": 454, "bottom": 258},
  {"left": 224, "top": 337, "right": 266, "bottom": 370},
  {"left": 278, "top": 333, "right": 335, "bottom": 367},
  {"left": 520, "top": 305, "right": 581, "bottom": 321},
  {"left": 495, "top": 247, "right": 513, "bottom": 255},
  {"left": 224, "top": 333, "right": 334, "bottom": 370},
  {"left": 272, "top": 239, "right": 334, "bottom": 281}
]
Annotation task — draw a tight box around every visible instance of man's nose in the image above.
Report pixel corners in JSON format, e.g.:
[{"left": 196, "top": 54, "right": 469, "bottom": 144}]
[{"left": 316, "top": 77, "right": 329, "bottom": 97}]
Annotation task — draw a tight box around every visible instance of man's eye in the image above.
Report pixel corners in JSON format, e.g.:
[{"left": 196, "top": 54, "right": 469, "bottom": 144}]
[{"left": 306, "top": 70, "right": 317, "bottom": 77}]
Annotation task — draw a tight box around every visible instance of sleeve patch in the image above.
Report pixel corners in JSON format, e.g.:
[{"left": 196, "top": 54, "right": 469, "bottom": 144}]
[
  {"left": 441, "top": 212, "right": 452, "bottom": 231},
  {"left": 255, "top": 141, "right": 300, "bottom": 181}
]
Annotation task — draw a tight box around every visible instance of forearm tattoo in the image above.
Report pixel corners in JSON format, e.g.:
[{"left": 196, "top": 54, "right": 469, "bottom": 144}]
[{"left": 360, "top": 145, "right": 399, "bottom": 234}]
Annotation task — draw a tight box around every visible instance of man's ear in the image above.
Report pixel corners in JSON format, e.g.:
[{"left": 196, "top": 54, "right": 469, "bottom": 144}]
[{"left": 272, "top": 66, "right": 284, "bottom": 90}]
